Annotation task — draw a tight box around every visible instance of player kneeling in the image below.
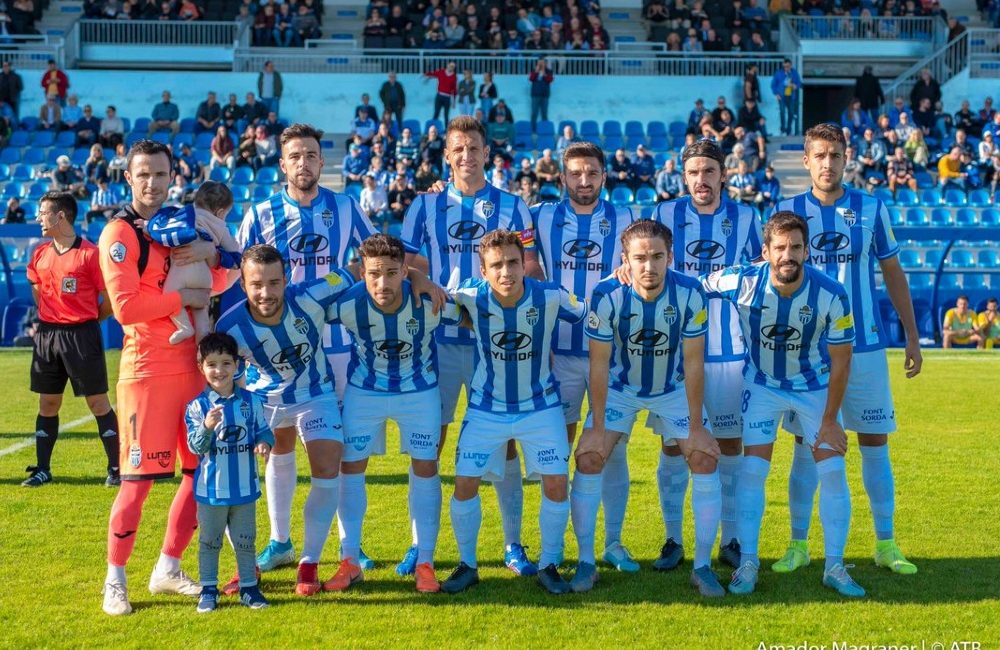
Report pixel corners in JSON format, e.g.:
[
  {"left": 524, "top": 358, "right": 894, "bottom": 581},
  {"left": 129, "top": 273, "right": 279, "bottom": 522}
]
[
  {"left": 442, "top": 230, "right": 587, "bottom": 595},
  {"left": 571, "top": 220, "right": 724, "bottom": 596},
  {"left": 330, "top": 235, "right": 459, "bottom": 594}
]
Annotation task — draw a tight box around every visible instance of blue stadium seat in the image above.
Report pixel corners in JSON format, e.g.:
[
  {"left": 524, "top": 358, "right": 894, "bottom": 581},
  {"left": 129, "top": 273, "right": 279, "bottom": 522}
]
[
  {"left": 602, "top": 121, "right": 622, "bottom": 137},
  {"left": 557, "top": 120, "right": 577, "bottom": 136},
  {"left": 255, "top": 166, "right": 279, "bottom": 185},
  {"left": 124, "top": 133, "right": 143, "bottom": 148},
  {"left": 624, "top": 121, "right": 644, "bottom": 138},
  {"left": 231, "top": 185, "right": 251, "bottom": 202},
  {"left": 27, "top": 183, "right": 47, "bottom": 200},
  {"left": 2, "top": 182, "right": 22, "bottom": 199},
  {"left": 981, "top": 208, "right": 1000, "bottom": 227},
  {"left": 877, "top": 298, "right": 904, "bottom": 344},
  {"left": 252, "top": 185, "right": 272, "bottom": 201},
  {"left": 600, "top": 187, "right": 610, "bottom": 201},
  {"left": 0, "top": 148, "right": 19, "bottom": 165},
  {"left": 71, "top": 148, "right": 90, "bottom": 165},
  {"left": 924, "top": 249, "right": 943, "bottom": 268},
  {"left": 648, "top": 135, "right": 669, "bottom": 150},
  {"left": 180, "top": 118, "right": 197, "bottom": 133},
  {"left": 424, "top": 120, "right": 444, "bottom": 135},
  {"left": 939, "top": 273, "right": 963, "bottom": 290},
  {"left": 512, "top": 153, "right": 532, "bottom": 169},
  {"left": 647, "top": 121, "right": 667, "bottom": 138},
  {"left": 898, "top": 249, "right": 921, "bottom": 269},
  {"left": 968, "top": 189, "right": 991, "bottom": 207},
  {"left": 344, "top": 183, "right": 362, "bottom": 201},
  {"left": 150, "top": 131, "right": 171, "bottom": 145},
  {"left": 195, "top": 150, "right": 210, "bottom": 166},
  {"left": 121, "top": 118, "right": 132, "bottom": 133},
  {"left": 947, "top": 249, "right": 976, "bottom": 268},
  {"left": 668, "top": 121, "right": 686, "bottom": 137},
  {"left": 954, "top": 208, "right": 978, "bottom": 226},
  {"left": 635, "top": 185, "right": 657, "bottom": 206},
  {"left": 580, "top": 120, "right": 600, "bottom": 140},
  {"left": 911, "top": 297, "right": 935, "bottom": 338},
  {"left": 908, "top": 274, "right": 934, "bottom": 292},
  {"left": 227, "top": 204, "right": 243, "bottom": 223},
  {"left": 22, "top": 148, "right": 45, "bottom": 166},
  {"left": 603, "top": 135, "right": 624, "bottom": 151},
  {"left": 1, "top": 297, "right": 34, "bottom": 345},
  {"left": 133, "top": 117, "right": 151, "bottom": 133},
  {"left": 30, "top": 131, "right": 55, "bottom": 147},
  {"left": 109, "top": 182, "right": 128, "bottom": 200},
  {"left": 209, "top": 167, "right": 231, "bottom": 182},
  {"left": 914, "top": 169, "right": 934, "bottom": 189},
  {"left": 654, "top": 153, "right": 668, "bottom": 167},
  {"left": 874, "top": 188, "right": 893, "bottom": 205},
  {"left": 978, "top": 250, "right": 1000, "bottom": 268},
  {"left": 55, "top": 130, "right": 76, "bottom": 148},
  {"left": 8, "top": 131, "right": 29, "bottom": 147},
  {"left": 536, "top": 135, "right": 556, "bottom": 150},
  {"left": 888, "top": 207, "right": 904, "bottom": 226},
  {"left": 626, "top": 135, "right": 647, "bottom": 150},
  {"left": 20, "top": 116, "right": 39, "bottom": 131},
  {"left": 610, "top": 186, "right": 633, "bottom": 206},
  {"left": 538, "top": 183, "right": 561, "bottom": 200},
  {"left": 920, "top": 188, "right": 943, "bottom": 206},
  {"left": 930, "top": 208, "right": 953, "bottom": 226},
  {"left": 535, "top": 120, "right": 555, "bottom": 136},
  {"left": 174, "top": 133, "right": 194, "bottom": 148},
  {"left": 232, "top": 167, "right": 255, "bottom": 185},
  {"left": 944, "top": 188, "right": 967, "bottom": 206},
  {"left": 21, "top": 201, "right": 37, "bottom": 219},
  {"left": 402, "top": 119, "right": 421, "bottom": 137},
  {"left": 894, "top": 188, "right": 918, "bottom": 207},
  {"left": 195, "top": 132, "right": 214, "bottom": 149},
  {"left": 514, "top": 120, "right": 533, "bottom": 136},
  {"left": 0, "top": 164, "right": 9, "bottom": 182},
  {"left": 11, "top": 165, "right": 32, "bottom": 181}
]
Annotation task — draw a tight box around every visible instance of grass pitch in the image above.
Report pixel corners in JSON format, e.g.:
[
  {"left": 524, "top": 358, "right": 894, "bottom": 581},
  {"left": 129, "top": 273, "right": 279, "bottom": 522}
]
[{"left": 0, "top": 349, "right": 997, "bottom": 649}]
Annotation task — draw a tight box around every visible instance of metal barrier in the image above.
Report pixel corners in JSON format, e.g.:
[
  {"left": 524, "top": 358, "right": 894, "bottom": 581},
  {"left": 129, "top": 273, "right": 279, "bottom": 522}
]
[
  {"left": 0, "top": 35, "right": 66, "bottom": 68},
  {"left": 75, "top": 19, "right": 247, "bottom": 46},
  {"left": 781, "top": 15, "right": 945, "bottom": 45},
  {"left": 884, "top": 29, "right": 971, "bottom": 102},
  {"left": 968, "top": 29, "right": 1000, "bottom": 78}
]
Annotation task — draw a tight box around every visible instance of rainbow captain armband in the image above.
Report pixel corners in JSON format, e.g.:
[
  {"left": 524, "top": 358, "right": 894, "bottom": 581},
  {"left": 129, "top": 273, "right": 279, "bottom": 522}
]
[{"left": 519, "top": 229, "right": 535, "bottom": 248}]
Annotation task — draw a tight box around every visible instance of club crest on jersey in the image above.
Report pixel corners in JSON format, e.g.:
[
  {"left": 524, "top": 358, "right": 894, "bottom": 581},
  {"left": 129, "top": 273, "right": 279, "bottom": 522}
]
[
  {"left": 405, "top": 317, "right": 419, "bottom": 335},
  {"left": 61, "top": 277, "right": 77, "bottom": 294},
  {"left": 525, "top": 306, "right": 539, "bottom": 326},
  {"left": 798, "top": 305, "right": 814, "bottom": 325},
  {"left": 477, "top": 199, "right": 495, "bottom": 219},
  {"left": 598, "top": 218, "right": 611, "bottom": 237},
  {"left": 129, "top": 443, "right": 141, "bottom": 468},
  {"left": 109, "top": 241, "right": 127, "bottom": 263},
  {"left": 663, "top": 305, "right": 677, "bottom": 324},
  {"left": 840, "top": 207, "right": 856, "bottom": 227},
  {"left": 321, "top": 208, "right": 334, "bottom": 228},
  {"left": 292, "top": 317, "right": 310, "bottom": 335},
  {"left": 721, "top": 217, "right": 734, "bottom": 237},
  {"left": 240, "top": 400, "right": 251, "bottom": 421}
]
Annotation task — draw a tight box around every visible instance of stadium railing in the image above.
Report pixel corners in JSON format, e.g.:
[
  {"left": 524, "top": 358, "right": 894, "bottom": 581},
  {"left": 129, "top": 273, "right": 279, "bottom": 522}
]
[
  {"left": 73, "top": 19, "right": 248, "bottom": 46},
  {"left": 0, "top": 35, "right": 68, "bottom": 69},
  {"left": 780, "top": 15, "right": 946, "bottom": 45},
  {"left": 881, "top": 29, "right": 1000, "bottom": 105}
]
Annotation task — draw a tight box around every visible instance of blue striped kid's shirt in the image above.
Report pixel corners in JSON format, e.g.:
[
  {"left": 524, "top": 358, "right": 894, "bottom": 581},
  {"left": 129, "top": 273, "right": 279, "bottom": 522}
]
[
  {"left": 185, "top": 386, "right": 275, "bottom": 506},
  {"left": 215, "top": 269, "right": 355, "bottom": 405},
  {"left": 532, "top": 198, "right": 637, "bottom": 357},
  {"left": 145, "top": 204, "right": 242, "bottom": 269},
  {"left": 237, "top": 186, "right": 378, "bottom": 354},
  {"left": 452, "top": 277, "right": 587, "bottom": 414},
  {"left": 652, "top": 196, "right": 763, "bottom": 363},
  {"left": 772, "top": 187, "right": 899, "bottom": 353},
  {"left": 586, "top": 272, "right": 708, "bottom": 397},
  {"left": 702, "top": 262, "right": 855, "bottom": 392},
  {"left": 333, "top": 278, "right": 463, "bottom": 393},
  {"left": 401, "top": 182, "right": 536, "bottom": 345}
]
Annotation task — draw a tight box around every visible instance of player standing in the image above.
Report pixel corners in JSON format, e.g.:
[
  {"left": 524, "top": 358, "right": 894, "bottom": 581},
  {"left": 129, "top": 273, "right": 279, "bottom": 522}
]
[
  {"left": 531, "top": 141, "right": 639, "bottom": 571},
  {"left": 649, "top": 140, "right": 763, "bottom": 571},
  {"left": 571, "top": 220, "right": 724, "bottom": 597},
  {"left": 100, "top": 140, "right": 227, "bottom": 615},
  {"left": 400, "top": 115, "right": 544, "bottom": 577},
  {"left": 772, "top": 124, "right": 921, "bottom": 575},
  {"left": 24, "top": 191, "right": 119, "bottom": 488},
  {"left": 703, "top": 211, "right": 864, "bottom": 597}
]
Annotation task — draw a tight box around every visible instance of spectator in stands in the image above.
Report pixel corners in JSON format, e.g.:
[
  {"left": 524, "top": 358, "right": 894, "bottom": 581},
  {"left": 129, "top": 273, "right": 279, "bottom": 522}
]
[
  {"left": 40, "top": 60, "right": 69, "bottom": 105},
  {"left": 236, "top": 125, "right": 256, "bottom": 167},
  {"left": 632, "top": 144, "right": 655, "bottom": 189},
  {"left": 86, "top": 178, "right": 119, "bottom": 225},
  {"left": 682, "top": 28, "right": 702, "bottom": 52},
  {"left": 665, "top": 31, "right": 681, "bottom": 50},
  {"left": 938, "top": 146, "right": 967, "bottom": 190},
  {"left": 842, "top": 145, "right": 864, "bottom": 188},
  {"left": 254, "top": 4, "right": 275, "bottom": 46},
  {"left": 514, "top": 157, "right": 537, "bottom": 187},
  {"left": 385, "top": 5, "right": 412, "bottom": 46},
  {"left": 607, "top": 148, "right": 633, "bottom": 190},
  {"left": 841, "top": 98, "right": 873, "bottom": 140},
  {"left": 106, "top": 143, "right": 127, "bottom": 184},
  {"left": 221, "top": 93, "right": 243, "bottom": 131},
  {"left": 976, "top": 298, "right": 1000, "bottom": 349},
  {"left": 556, "top": 124, "right": 579, "bottom": 158},
  {"left": 175, "top": 142, "right": 203, "bottom": 182},
  {"left": 148, "top": 90, "right": 180, "bottom": 136},
  {"left": 894, "top": 111, "right": 917, "bottom": 144},
  {"left": 272, "top": 3, "right": 296, "bottom": 46},
  {"left": 3, "top": 196, "right": 25, "bottom": 224},
  {"left": 488, "top": 154, "right": 512, "bottom": 191},
  {"left": 293, "top": 4, "right": 321, "bottom": 44},
  {"left": 342, "top": 143, "right": 368, "bottom": 188},
  {"left": 99, "top": 105, "right": 123, "bottom": 148},
  {"left": 983, "top": 111, "right": 1000, "bottom": 141},
  {"left": 734, "top": 124, "right": 765, "bottom": 168},
  {"left": 535, "top": 148, "right": 560, "bottom": 187},
  {"left": 243, "top": 92, "right": 267, "bottom": 126},
  {"left": 853, "top": 66, "right": 883, "bottom": 122},
  {"left": 487, "top": 99, "right": 513, "bottom": 124},
  {"left": 84, "top": 144, "right": 109, "bottom": 184},
  {"left": 714, "top": 109, "right": 736, "bottom": 152},
  {"left": 980, "top": 131, "right": 996, "bottom": 169},
  {"left": 62, "top": 94, "right": 82, "bottom": 132},
  {"left": 442, "top": 13, "right": 465, "bottom": 47},
  {"left": 391, "top": 158, "right": 413, "bottom": 187},
  {"left": 901, "top": 128, "right": 928, "bottom": 167},
  {"left": 194, "top": 92, "right": 221, "bottom": 134},
  {"left": 457, "top": 69, "right": 476, "bottom": 116},
  {"left": 655, "top": 157, "right": 683, "bottom": 201},
  {"left": 425, "top": 61, "right": 457, "bottom": 123},
  {"left": 942, "top": 295, "right": 981, "bottom": 348},
  {"left": 37, "top": 95, "right": 62, "bottom": 131},
  {"left": 517, "top": 175, "right": 538, "bottom": 205},
  {"left": 419, "top": 123, "right": 445, "bottom": 172},
  {"left": 379, "top": 71, "right": 405, "bottom": 128},
  {"left": 724, "top": 143, "right": 745, "bottom": 178},
  {"left": 887, "top": 146, "right": 917, "bottom": 194},
  {"left": 954, "top": 99, "right": 980, "bottom": 137},
  {"left": 166, "top": 173, "right": 191, "bottom": 205},
  {"left": 372, "top": 121, "right": 395, "bottom": 161},
  {"left": 350, "top": 107, "right": 378, "bottom": 151},
  {"left": 727, "top": 32, "right": 745, "bottom": 51},
  {"left": 210, "top": 125, "right": 235, "bottom": 171},
  {"left": 177, "top": 0, "right": 200, "bottom": 20},
  {"left": 387, "top": 172, "right": 415, "bottom": 223},
  {"left": 910, "top": 68, "right": 941, "bottom": 111},
  {"left": 742, "top": 63, "right": 761, "bottom": 103},
  {"left": 912, "top": 97, "right": 937, "bottom": 139},
  {"left": 0, "top": 61, "right": 23, "bottom": 120},
  {"left": 528, "top": 57, "right": 554, "bottom": 132},
  {"left": 369, "top": 154, "right": 391, "bottom": 189},
  {"left": 257, "top": 61, "right": 283, "bottom": 116},
  {"left": 486, "top": 113, "right": 513, "bottom": 159},
  {"left": 414, "top": 158, "right": 439, "bottom": 191},
  {"left": 771, "top": 57, "right": 801, "bottom": 135},
  {"left": 857, "top": 127, "right": 886, "bottom": 186},
  {"left": 73, "top": 104, "right": 100, "bottom": 147},
  {"left": 252, "top": 125, "right": 278, "bottom": 170},
  {"left": 50, "top": 155, "right": 86, "bottom": 198},
  {"left": 687, "top": 98, "right": 709, "bottom": 134},
  {"left": 978, "top": 97, "right": 995, "bottom": 125},
  {"left": 759, "top": 163, "right": 780, "bottom": 207},
  {"left": 961, "top": 150, "right": 982, "bottom": 189},
  {"left": 360, "top": 174, "right": 390, "bottom": 226},
  {"left": 991, "top": 151, "right": 1000, "bottom": 201},
  {"left": 728, "top": 160, "right": 760, "bottom": 204},
  {"left": 395, "top": 127, "right": 418, "bottom": 167}
]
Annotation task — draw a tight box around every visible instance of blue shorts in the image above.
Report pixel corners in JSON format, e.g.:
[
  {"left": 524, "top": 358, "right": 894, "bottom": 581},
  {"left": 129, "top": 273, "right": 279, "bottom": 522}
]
[
  {"left": 742, "top": 381, "right": 837, "bottom": 449},
  {"left": 586, "top": 386, "right": 709, "bottom": 444},
  {"left": 455, "top": 407, "right": 569, "bottom": 481},
  {"left": 341, "top": 385, "right": 441, "bottom": 462}
]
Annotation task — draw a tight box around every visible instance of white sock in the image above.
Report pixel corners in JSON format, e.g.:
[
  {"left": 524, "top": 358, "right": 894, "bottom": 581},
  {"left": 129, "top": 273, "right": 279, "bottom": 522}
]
[
  {"left": 737, "top": 456, "right": 771, "bottom": 566},
  {"left": 570, "top": 471, "right": 602, "bottom": 564},
  {"left": 601, "top": 441, "right": 629, "bottom": 547},
  {"left": 817, "top": 456, "right": 851, "bottom": 571},
  {"left": 106, "top": 563, "right": 126, "bottom": 585},
  {"left": 337, "top": 472, "right": 366, "bottom": 561},
  {"left": 409, "top": 467, "right": 442, "bottom": 565},
  {"left": 265, "top": 451, "right": 297, "bottom": 544},
  {"left": 788, "top": 442, "right": 818, "bottom": 541},
  {"left": 538, "top": 495, "right": 570, "bottom": 568},
  {"left": 155, "top": 552, "right": 180, "bottom": 575},
  {"left": 859, "top": 444, "right": 895, "bottom": 541},
  {"left": 717, "top": 453, "right": 741, "bottom": 544},
  {"left": 493, "top": 456, "right": 523, "bottom": 548},
  {"left": 691, "top": 471, "right": 722, "bottom": 569},
  {"left": 657, "top": 452, "right": 688, "bottom": 542},
  {"left": 450, "top": 495, "right": 481, "bottom": 568},
  {"left": 300, "top": 476, "right": 340, "bottom": 564}
]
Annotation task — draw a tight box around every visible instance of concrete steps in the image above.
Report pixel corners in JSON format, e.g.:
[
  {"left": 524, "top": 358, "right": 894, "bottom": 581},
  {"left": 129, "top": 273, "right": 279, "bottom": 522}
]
[{"left": 36, "top": 0, "right": 82, "bottom": 39}]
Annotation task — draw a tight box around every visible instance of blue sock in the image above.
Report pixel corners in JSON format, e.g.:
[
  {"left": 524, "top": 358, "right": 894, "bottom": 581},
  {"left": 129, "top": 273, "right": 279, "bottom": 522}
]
[
  {"left": 450, "top": 495, "right": 482, "bottom": 569},
  {"left": 737, "top": 456, "right": 770, "bottom": 568},
  {"left": 601, "top": 441, "right": 629, "bottom": 547},
  {"left": 657, "top": 451, "right": 688, "bottom": 543},
  {"left": 788, "top": 442, "right": 818, "bottom": 541},
  {"left": 859, "top": 444, "right": 895, "bottom": 541},
  {"left": 817, "top": 456, "right": 851, "bottom": 572},
  {"left": 691, "top": 471, "right": 722, "bottom": 569},
  {"left": 538, "top": 496, "right": 570, "bottom": 568}
]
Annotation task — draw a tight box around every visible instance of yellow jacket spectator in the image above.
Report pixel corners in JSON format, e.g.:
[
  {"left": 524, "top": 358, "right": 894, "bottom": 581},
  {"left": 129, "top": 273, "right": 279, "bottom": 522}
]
[
  {"left": 975, "top": 297, "right": 1000, "bottom": 349},
  {"left": 942, "top": 295, "right": 981, "bottom": 348}
]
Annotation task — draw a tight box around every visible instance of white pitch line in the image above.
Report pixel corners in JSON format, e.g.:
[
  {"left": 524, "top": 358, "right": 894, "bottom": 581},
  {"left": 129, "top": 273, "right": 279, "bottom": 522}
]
[{"left": 0, "top": 412, "right": 105, "bottom": 458}]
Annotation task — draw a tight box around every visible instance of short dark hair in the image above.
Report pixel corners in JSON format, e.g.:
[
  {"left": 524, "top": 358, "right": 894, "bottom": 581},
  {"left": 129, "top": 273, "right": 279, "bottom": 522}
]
[
  {"left": 242, "top": 244, "right": 284, "bottom": 269},
  {"left": 988, "top": 297, "right": 998, "bottom": 305},
  {"left": 126, "top": 139, "right": 172, "bottom": 172},
  {"left": 563, "top": 141, "right": 605, "bottom": 168},
  {"left": 763, "top": 210, "right": 809, "bottom": 245},
  {"left": 804, "top": 123, "right": 847, "bottom": 154},
  {"left": 446, "top": 115, "right": 487, "bottom": 148},
  {"left": 359, "top": 233, "right": 406, "bottom": 264},
  {"left": 681, "top": 139, "right": 725, "bottom": 174},
  {"left": 197, "top": 332, "right": 239, "bottom": 362},
  {"left": 478, "top": 229, "right": 524, "bottom": 264},
  {"left": 621, "top": 219, "right": 673, "bottom": 253},
  {"left": 40, "top": 191, "right": 78, "bottom": 224},
  {"left": 194, "top": 180, "right": 234, "bottom": 214},
  {"left": 279, "top": 123, "right": 324, "bottom": 150},
  {"left": 957, "top": 295, "right": 970, "bottom": 303}
]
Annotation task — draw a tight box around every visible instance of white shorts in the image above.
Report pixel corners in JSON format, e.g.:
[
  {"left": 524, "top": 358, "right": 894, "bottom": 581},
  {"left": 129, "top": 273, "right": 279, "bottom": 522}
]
[
  {"left": 455, "top": 407, "right": 569, "bottom": 481},
  {"left": 552, "top": 354, "right": 588, "bottom": 425},
  {"left": 264, "top": 393, "right": 343, "bottom": 444},
  {"left": 784, "top": 349, "right": 896, "bottom": 437},
  {"left": 326, "top": 351, "right": 350, "bottom": 404},
  {"left": 438, "top": 343, "right": 474, "bottom": 425},
  {"left": 341, "top": 385, "right": 442, "bottom": 462},
  {"left": 742, "top": 381, "right": 835, "bottom": 449},
  {"left": 649, "top": 360, "right": 742, "bottom": 443},
  {"left": 586, "top": 387, "right": 709, "bottom": 444}
]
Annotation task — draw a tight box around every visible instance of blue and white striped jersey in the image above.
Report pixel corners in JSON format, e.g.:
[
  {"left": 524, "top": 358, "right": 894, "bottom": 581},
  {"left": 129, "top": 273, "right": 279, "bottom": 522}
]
[
  {"left": 401, "top": 182, "right": 535, "bottom": 345},
  {"left": 185, "top": 386, "right": 275, "bottom": 506},
  {"left": 772, "top": 188, "right": 899, "bottom": 353},
  {"left": 452, "top": 277, "right": 587, "bottom": 414},
  {"left": 586, "top": 273, "right": 708, "bottom": 397},
  {"left": 333, "top": 279, "right": 463, "bottom": 393},
  {"left": 652, "top": 197, "right": 762, "bottom": 362},
  {"left": 237, "top": 187, "right": 377, "bottom": 354},
  {"left": 532, "top": 199, "right": 637, "bottom": 357},
  {"left": 702, "top": 262, "right": 855, "bottom": 392},
  {"left": 216, "top": 270, "right": 355, "bottom": 405}
]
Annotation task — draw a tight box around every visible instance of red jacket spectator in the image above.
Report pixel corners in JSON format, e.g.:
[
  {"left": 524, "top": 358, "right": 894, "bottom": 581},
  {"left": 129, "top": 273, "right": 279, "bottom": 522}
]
[
  {"left": 40, "top": 60, "right": 69, "bottom": 101},
  {"left": 424, "top": 65, "right": 457, "bottom": 98}
]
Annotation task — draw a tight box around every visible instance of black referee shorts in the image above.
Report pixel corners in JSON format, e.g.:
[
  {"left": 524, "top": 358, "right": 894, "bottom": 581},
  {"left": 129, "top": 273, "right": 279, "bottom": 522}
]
[{"left": 30, "top": 320, "right": 109, "bottom": 397}]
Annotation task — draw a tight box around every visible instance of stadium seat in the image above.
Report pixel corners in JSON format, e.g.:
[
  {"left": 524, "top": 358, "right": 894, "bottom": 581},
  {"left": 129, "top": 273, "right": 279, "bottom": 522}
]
[
  {"left": 195, "top": 132, "right": 214, "bottom": 149},
  {"left": 635, "top": 185, "right": 657, "bottom": 206},
  {"left": 930, "top": 208, "right": 953, "bottom": 226},
  {"left": 195, "top": 150, "right": 210, "bottom": 166},
  {"left": 121, "top": 118, "right": 132, "bottom": 133},
  {"left": 647, "top": 121, "right": 667, "bottom": 138},
  {"left": 624, "top": 121, "right": 644, "bottom": 138},
  {"left": 27, "top": 183, "right": 47, "bottom": 200},
  {"left": 255, "top": 166, "right": 279, "bottom": 185},
  {"left": 911, "top": 297, "right": 935, "bottom": 338},
  {"left": 947, "top": 249, "right": 977, "bottom": 268},
  {"left": 920, "top": 188, "right": 943, "bottom": 206},
  {"left": 610, "top": 186, "right": 634, "bottom": 206},
  {"left": 602, "top": 120, "right": 622, "bottom": 137},
  {"left": 55, "top": 130, "right": 76, "bottom": 148},
  {"left": 8, "top": 131, "right": 29, "bottom": 147},
  {"left": 654, "top": 153, "right": 668, "bottom": 167},
  {"left": 71, "top": 148, "right": 90, "bottom": 165},
  {"left": 180, "top": 118, "right": 197, "bottom": 133},
  {"left": 557, "top": 120, "right": 577, "bottom": 136},
  {"left": 402, "top": 119, "right": 421, "bottom": 137},
  {"left": 648, "top": 135, "right": 669, "bottom": 151},
  {"left": 150, "top": 131, "right": 170, "bottom": 145},
  {"left": 209, "top": 167, "right": 231, "bottom": 183},
  {"left": 874, "top": 188, "right": 893, "bottom": 206},
  {"left": 908, "top": 273, "right": 934, "bottom": 292},
  {"left": 939, "top": 273, "right": 963, "bottom": 290},
  {"left": 231, "top": 185, "right": 251, "bottom": 202},
  {"left": 21, "top": 201, "right": 37, "bottom": 219},
  {"left": 232, "top": 167, "right": 255, "bottom": 185},
  {"left": 600, "top": 187, "right": 610, "bottom": 201},
  {"left": 514, "top": 120, "right": 533, "bottom": 136},
  {"left": 536, "top": 120, "right": 555, "bottom": 136},
  {"left": 978, "top": 250, "right": 1000, "bottom": 268},
  {"left": 895, "top": 188, "right": 918, "bottom": 207},
  {"left": 11, "top": 165, "right": 32, "bottom": 181},
  {"left": 603, "top": 135, "right": 624, "bottom": 151},
  {"left": 109, "top": 182, "right": 128, "bottom": 200},
  {"left": 888, "top": 207, "right": 904, "bottom": 226},
  {"left": 944, "top": 188, "right": 967, "bottom": 206},
  {"left": 30, "top": 131, "right": 55, "bottom": 148},
  {"left": 424, "top": 120, "right": 444, "bottom": 135},
  {"left": 539, "top": 183, "right": 561, "bottom": 200},
  {"left": 2, "top": 182, "right": 21, "bottom": 200},
  {"left": 252, "top": 185, "right": 272, "bottom": 201},
  {"left": 512, "top": 153, "right": 532, "bottom": 169},
  {"left": 626, "top": 135, "right": 647, "bottom": 150},
  {"left": 924, "top": 249, "right": 943, "bottom": 268},
  {"left": 898, "top": 249, "right": 922, "bottom": 269},
  {"left": 668, "top": 121, "right": 687, "bottom": 137},
  {"left": 133, "top": 117, "right": 151, "bottom": 133},
  {"left": 968, "top": 189, "right": 991, "bottom": 207},
  {"left": 981, "top": 208, "right": 1000, "bottom": 227},
  {"left": 580, "top": 120, "right": 600, "bottom": 140},
  {"left": 20, "top": 116, "right": 39, "bottom": 131},
  {"left": 914, "top": 169, "right": 934, "bottom": 189},
  {"left": 174, "top": 133, "right": 194, "bottom": 148},
  {"left": 344, "top": 184, "right": 362, "bottom": 201},
  {"left": 22, "top": 149, "right": 45, "bottom": 166},
  {"left": 0, "top": 164, "right": 9, "bottom": 182},
  {"left": 954, "top": 208, "right": 978, "bottom": 227},
  {"left": 124, "top": 133, "right": 143, "bottom": 148},
  {"left": 1, "top": 297, "right": 34, "bottom": 346},
  {"left": 226, "top": 204, "right": 243, "bottom": 223},
  {"left": 0, "top": 149, "right": 20, "bottom": 166},
  {"left": 877, "top": 298, "right": 904, "bottom": 344}
]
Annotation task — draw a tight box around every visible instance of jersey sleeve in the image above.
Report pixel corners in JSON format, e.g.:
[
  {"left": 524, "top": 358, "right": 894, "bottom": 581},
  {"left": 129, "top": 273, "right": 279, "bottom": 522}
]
[
  {"left": 557, "top": 286, "right": 587, "bottom": 323},
  {"left": 943, "top": 308, "right": 955, "bottom": 328},
  {"left": 701, "top": 264, "right": 745, "bottom": 302},
  {"left": 236, "top": 204, "right": 262, "bottom": 250},
  {"left": 400, "top": 195, "right": 428, "bottom": 254},
  {"left": 585, "top": 286, "right": 616, "bottom": 341},
  {"left": 298, "top": 269, "right": 355, "bottom": 320},
  {"left": 438, "top": 296, "right": 464, "bottom": 326},
  {"left": 512, "top": 197, "right": 536, "bottom": 250},
  {"left": 872, "top": 199, "right": 900, "bottom": 260},
  {"left": 825, "top": 287, "right": 856, "bottom": 345},
  {"left": 184, "top": 399, "right": 213, "bottom": 455},
  {"left": 250, "top": 395, "right": 275, "bottom": 449},
  {"left": 744, "top": 213, "right": 764, "bottom": 261},
  {"left": 529, "top": 203, "right": 545, "bottom": 262},
  {"left": 681, "top": 284, "right": 709, "bottom": 338},
  {"left": 349, "top": 196, "right": 378, "bottom": 246},
  {"left": 98, "top": 222, "right": 182, "bottom": 325}
]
